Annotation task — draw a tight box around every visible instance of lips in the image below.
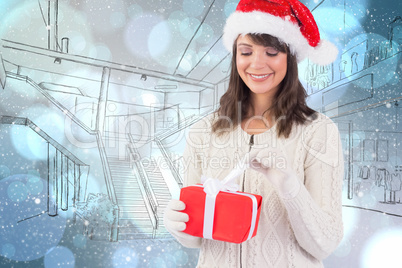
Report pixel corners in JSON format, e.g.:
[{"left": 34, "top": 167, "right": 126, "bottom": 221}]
[{"left": 249, "top": 73, "right": 271, "bottom": 81}]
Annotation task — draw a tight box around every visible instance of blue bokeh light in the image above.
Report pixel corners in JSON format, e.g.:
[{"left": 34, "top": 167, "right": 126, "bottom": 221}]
[
  {"left": 124, "top": 13, "right": 163, "bottom": 59},
  {"left": 314, "top": 8, "right": 364, "bottom": 35},
  {"left": 174, "top": 250, "right": 189, "bottom": 266},
  {"left": 196, "top": 23, "right": 214, "bottom": 45},
  {"left": 1, "top": 244, "right": 16, "bottom": 259},
  {"left": 127, "top": 4, "right": 143, "bottom": 18},
  {"left": 183, "top": 0, "right": 205, "bottom": 18},
  {"left": 7, "top": 181, "right": 29, "bottom": 202},
  {"left": 386, "top": 71, "right": 400, "bottom": 85},
  {"left": 73, "top": 234, "right": 87, "bottom": 249},
  {"left": 149, "top": 257, "right": 168, "bottom": 268},
  {"left": 148, "top": 21, "right": 171, "bottom": 59},
  {"left": 10, "top": 125, "right": 47, "bottom": 161},
  {"left": 44, "top": 246, "right": 75, "bottom": 268},
  {"left": 110, "top": 11, "right": 126, "bottom": 29},
  {"left": 89, "top": 43, "right": 113, "bottom": 61},
  {"left": 180, "top": 17, "right": 201, "bottom": 40},
  {"left": 11, "top": 108, "right": 66, "bottom": 161},
  {"left": 0, "top": 2, "right": 32, "bottom": 37},
  {"left": 223, "top": 0, "right": 238, "bottom": 18},
  {"left": 162, "top": 253, "right": 177, "bottom": 267},
  {"left": 0, "top": 0, "right": 14, "bottom": 22},
  {"left": 0, "top": 174, "right": 67, "bottom": 261},
  {"left": 69, "top": 31, "right": 88, "bottom": 53},
  {"left": 339, "top": 32, "right": 401, "bottom": 89},
  {"left": 0, "top": 165, "right": 11, "bottom": 180},
  {"left": 26, "top": 175, "right": 44, "bottom": 197},
  {"left": 112, "top": 247, "right": 139, "bottom": 268},
  {"left": 169, "top": 10, "right": 188, "bottom": 25}
]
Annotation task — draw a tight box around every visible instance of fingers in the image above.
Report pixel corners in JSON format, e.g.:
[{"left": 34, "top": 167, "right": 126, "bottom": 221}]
[
  {"left": 165, "top": 208, "right": 190, "bottom": 223},
  {"left": 167, "top": 199, "right": 186, "bottom": 211},
  {"left": 247, "top": 147, "right": 260, "bottom": 160},
  {"left": 249, "top": 149, "right": 275, "bottom": 169},
  {"left": 249, "top": 147, "right": 288, "bottom": 170},
  {"left": 164, "top": 199, "right": 190, "bottom": 233},
  {"left": 249, "top": 158, "right": 264, "bottom": 171},
  {"left": 165, "top": 218, "right": 187, "bottom": 232}
]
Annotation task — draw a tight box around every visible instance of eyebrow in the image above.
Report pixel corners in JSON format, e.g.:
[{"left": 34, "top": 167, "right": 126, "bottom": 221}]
[
  {"left": 237, "top": 43, "right": 253, "bottom": 47},
  {"left": 237, "top": 43, "right": 278, "bottom": 50}
]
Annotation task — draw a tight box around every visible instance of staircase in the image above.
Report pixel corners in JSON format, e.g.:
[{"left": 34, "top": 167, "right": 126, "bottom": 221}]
[
  {"left": 142, "top": 158, "right": 171, "bottom": 238},
  {"left": 108, "top": 157, "right": 155, "bottom": 239}
]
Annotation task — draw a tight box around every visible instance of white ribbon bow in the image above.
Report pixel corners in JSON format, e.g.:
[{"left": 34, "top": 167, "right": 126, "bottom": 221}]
[
  {"left": 201, "top": 157, "right": 250, "bottom": 196},
  {"left": 200, "top": 158, "right": 251, "bottom": 240},
  {"left": 202, "top": 176, "right": 239, "bottom": 197}
]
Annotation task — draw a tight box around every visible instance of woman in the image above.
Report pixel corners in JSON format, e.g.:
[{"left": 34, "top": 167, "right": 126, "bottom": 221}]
[{"left": 164, "top": 0, "right": 344, "bottom": 267}]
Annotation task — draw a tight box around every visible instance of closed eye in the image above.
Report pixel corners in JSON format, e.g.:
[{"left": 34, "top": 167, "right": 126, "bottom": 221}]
[
  {"left": 266, "top": 47, "right": 279, "bottom": 56},
  {"left": 266, "top": 52, "right": 279, "bottom": 57}
]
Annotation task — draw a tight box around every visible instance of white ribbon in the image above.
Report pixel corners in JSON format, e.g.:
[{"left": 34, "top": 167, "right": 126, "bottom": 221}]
[
  {"left": 202, "top": 175, "right": 239, "bottom": 197},
  {"left": 201, "top": 156, "right": 249, "bottom": 196},
  {"left": 233, "top": 192, "right": 258, "bottom": 241},
  {"left": 199, "top": 157, "right": 258, "bottom": 241}
]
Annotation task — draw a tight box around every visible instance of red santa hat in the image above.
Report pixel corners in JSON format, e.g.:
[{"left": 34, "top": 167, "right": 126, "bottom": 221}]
[{"left": 223, "top": 0, "right": 338, "bottom": 65}]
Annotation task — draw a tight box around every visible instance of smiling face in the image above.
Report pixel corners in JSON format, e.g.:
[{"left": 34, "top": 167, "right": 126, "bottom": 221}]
[{"left": 236, "top": 34, "right": 288, "bottom": 103}]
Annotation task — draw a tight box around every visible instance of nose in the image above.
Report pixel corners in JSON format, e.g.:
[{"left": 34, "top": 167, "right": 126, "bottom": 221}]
[{"left": 250, "top": 52, "right": 266, "bottom": 69}]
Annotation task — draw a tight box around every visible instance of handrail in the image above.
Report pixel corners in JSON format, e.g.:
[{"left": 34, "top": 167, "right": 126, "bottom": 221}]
[
  {"left": 157, "top": 109, "right": 214, "bottom": 141},
  {"left": 5, "top": 72, "right": 117, "bottom": 204},
  {"left": 96, "top": 132, "right": 119, "bottom": 241},
  {"left": 95, "top": 133, "right": 117, "bottom": 205},
  {"left": 153, "top": 110, "right": 214, "bottom": 188},
  {"left": 126, "top": 134, "right": 159, "bottom": 205},
  {"left": 154, "top": 137, "right": 183, "bottom": 187},
  {"left": 126, "top": 144, "right": 158, "bottom": 230},
  {"left": 0, "top": 115, "right": 87, "bottom": 165},
  {"left": 0, "top": 115, "right": 89, "bottom": 213},
  {"left": 2, "top": 72, "right": 119, "bottom": 241},
  {"left": 156, "top": 114, "right": 196, "bottom": 140}
]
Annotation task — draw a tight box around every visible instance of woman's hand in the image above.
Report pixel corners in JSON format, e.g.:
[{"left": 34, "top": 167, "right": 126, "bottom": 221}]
[
  {"left": 163, "top": 199, "right": 202, "bottom": 248},
  {"left": 164, "top": 199, "right": 189, "bottom": 233},
  {"left": 249, "top": 146, "right": 301, "bottom": 199}
]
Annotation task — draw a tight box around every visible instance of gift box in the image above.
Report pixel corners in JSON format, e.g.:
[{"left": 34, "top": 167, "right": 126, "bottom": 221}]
[{"left": 180, "top": 183, "right": 262, "bottom": 244}]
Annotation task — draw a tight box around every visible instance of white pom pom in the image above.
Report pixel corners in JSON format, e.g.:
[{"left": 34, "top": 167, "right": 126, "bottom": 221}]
[{"left": 308, "top": 39, "right": 339, "bottom": 65}]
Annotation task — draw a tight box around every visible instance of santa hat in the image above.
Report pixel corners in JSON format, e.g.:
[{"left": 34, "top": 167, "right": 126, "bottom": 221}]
[{"left": 223, "top": 0, "right": 338, "bottom": 65}]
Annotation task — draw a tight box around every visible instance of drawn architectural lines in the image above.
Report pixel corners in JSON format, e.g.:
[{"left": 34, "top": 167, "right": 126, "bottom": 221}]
[
  {"left": 0, "top": 115, "right": 89, "bottom": 217},
  {"left": 0, "top": 0, "right": 223, "bottom": 245},
  {"left": 0, "top": 0, "right": 401, "bottom": 260},
  {"left": 304, "top": 9, "right": 402, "bottom": 218}
]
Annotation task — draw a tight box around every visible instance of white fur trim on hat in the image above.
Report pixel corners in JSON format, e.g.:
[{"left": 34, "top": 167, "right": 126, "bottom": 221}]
[{"left": 223, "top": 11, "right": 338, "bottom": 65}]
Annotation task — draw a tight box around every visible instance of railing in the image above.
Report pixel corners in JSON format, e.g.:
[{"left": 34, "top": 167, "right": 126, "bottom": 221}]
[
  {"left": 0, "top": 115, "right": 102, "bottom": 237},
  {"left": 0, "top": 115, "right": 88, "bottom": 210},
  {"left": 126, "top": 143, "right": 158, "bottom": 234},
  {"left": 156, "top": 109, "right": 214, "bottom": 141},
  {"left": 154, "top": 110, "right": 214, "bottom": 189},
  {"left": 2, "top": 72, "right": 119, "bottom": 242},
  {"left": 96, "top": 134, "right": 119, "bottom": 241},
  {"left": 363, "top": 42, "right": 396, "bottom": 69},
  {"left": 154, "top": 137, "right": 183, "bottom": 188}
]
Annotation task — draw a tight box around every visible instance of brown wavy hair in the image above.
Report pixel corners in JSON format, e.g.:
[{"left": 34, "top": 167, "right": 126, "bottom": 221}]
[{"left": 212, "top": 34, "right": 316, "bottom": 138}]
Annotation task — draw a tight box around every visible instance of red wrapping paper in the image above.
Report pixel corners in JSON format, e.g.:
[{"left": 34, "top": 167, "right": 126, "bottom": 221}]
[{"left": 180, "top": 184, "right": 262, "bottom": 244}]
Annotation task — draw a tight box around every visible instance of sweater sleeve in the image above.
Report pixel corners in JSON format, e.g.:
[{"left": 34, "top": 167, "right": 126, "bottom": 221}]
[{"left": 282, "top": 115, "right": 344, "bottom": 260}]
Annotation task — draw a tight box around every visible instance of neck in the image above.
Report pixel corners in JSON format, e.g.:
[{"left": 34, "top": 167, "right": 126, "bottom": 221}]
[{"left": 248, "top": 93, "right": 273, "bottom": 117}]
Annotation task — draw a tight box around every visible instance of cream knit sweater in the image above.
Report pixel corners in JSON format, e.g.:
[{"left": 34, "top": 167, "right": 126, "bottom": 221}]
[{"left": 175, "top": 112, "right": 344, "bottom": 268}]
